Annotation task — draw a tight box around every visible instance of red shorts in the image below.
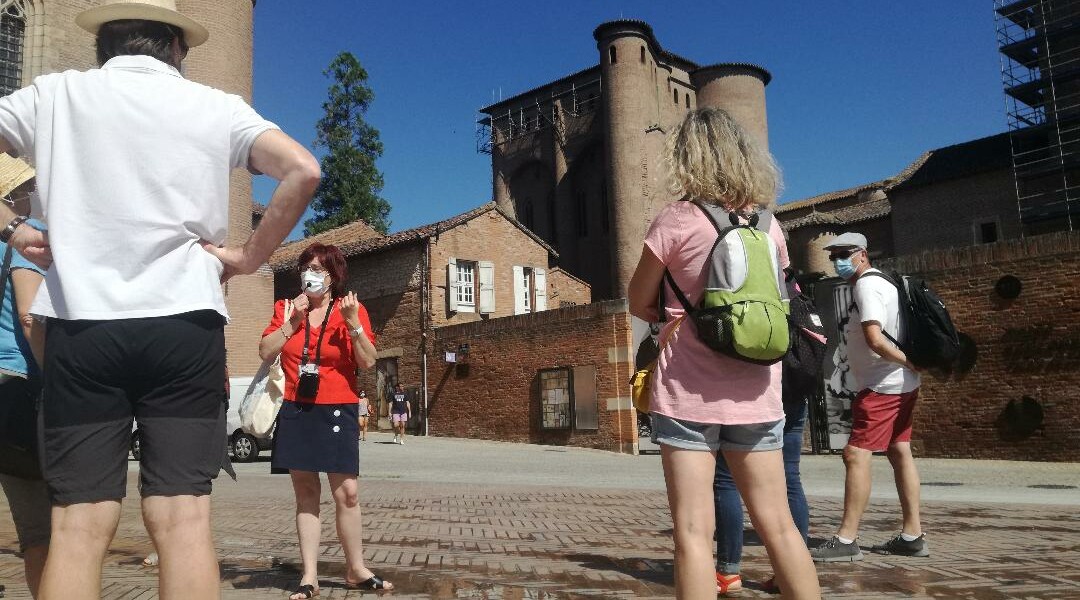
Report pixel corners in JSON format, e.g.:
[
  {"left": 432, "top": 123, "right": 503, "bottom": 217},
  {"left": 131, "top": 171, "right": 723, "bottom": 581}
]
[{"left": 847, "top": 388, "right": 919, "bottom": 452}]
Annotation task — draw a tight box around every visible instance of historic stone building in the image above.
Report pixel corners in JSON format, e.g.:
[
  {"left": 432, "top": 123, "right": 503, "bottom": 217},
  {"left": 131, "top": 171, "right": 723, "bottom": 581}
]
[
  {"left": 0, "top": 0, "right": 270, "bottom": 377},
  {"left": 479, "top": 20, "right": 772, "bottom": 300}
]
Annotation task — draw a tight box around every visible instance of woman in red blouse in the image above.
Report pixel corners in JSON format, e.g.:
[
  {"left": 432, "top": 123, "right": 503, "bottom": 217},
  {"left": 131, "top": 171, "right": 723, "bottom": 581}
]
[{"left": 259, "top": 243, "right": 392, "bottom": 598}]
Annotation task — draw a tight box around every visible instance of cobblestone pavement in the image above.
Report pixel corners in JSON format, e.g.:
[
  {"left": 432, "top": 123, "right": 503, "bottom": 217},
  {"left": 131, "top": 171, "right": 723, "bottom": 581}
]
[{"left": 0, "top": 434, "right": 1078, "bottom": 599}]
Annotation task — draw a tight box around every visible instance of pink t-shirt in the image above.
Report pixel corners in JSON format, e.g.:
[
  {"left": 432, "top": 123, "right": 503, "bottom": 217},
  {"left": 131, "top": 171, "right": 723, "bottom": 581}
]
[{"left": 644, "top": 201, "right": 790, "bottom": 425}]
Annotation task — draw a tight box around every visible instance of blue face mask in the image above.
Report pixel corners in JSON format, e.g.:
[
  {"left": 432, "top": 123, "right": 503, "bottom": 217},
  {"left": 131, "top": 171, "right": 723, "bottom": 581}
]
[{"left": 833, "top": 258, "right": 857, "bottom": 279}]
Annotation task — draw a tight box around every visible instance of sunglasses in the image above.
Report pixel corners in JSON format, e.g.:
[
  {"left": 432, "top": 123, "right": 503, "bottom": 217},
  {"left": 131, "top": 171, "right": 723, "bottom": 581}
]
[{"left": 828, "top": 248, "right": 862, "bottom": 261}]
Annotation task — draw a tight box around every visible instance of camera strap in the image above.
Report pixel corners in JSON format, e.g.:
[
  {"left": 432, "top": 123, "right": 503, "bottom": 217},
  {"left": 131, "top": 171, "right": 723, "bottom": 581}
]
[{"left": 301, "top": 298, "right": 335, "bottom": 367}]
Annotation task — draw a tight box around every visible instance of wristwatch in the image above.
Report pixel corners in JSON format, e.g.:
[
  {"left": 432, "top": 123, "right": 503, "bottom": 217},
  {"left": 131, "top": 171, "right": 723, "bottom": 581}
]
[
  {"left": 349, "top": 324, "right": 365, "bottom": 338},
  {"left": 0, "top": 215, "right": 29, "bottom": 244}
]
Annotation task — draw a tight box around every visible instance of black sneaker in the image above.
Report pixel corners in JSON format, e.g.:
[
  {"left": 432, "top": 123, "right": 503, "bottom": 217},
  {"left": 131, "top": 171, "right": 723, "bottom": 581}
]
[
  {"left": 809, "top": 535, "right": 864, "bottom": 562},
  {"left": 870, "top": 533, "right": 930, "bottom": 557}
]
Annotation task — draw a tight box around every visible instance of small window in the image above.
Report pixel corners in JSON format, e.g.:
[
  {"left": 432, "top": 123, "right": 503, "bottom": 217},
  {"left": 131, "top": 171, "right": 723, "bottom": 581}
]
[
  {"left": 576, "top": 192, "right": 588, "bottom": 237},
  {"left": 673, "top": 89, "right": 679, "bottom": 104},
  {"left": 520, "top": 267, "right": 533, "bottom": 313},
  {"left": 685, "top": 94, "right": 690, "bottom": 108},
  {"left": 599, "top": 182, "right": 610, "bottom": 234},
  {"left": 640, "top": 46, "right": 646, "bottom": 63},
  {"left": 609, "top": 46, "right": 617, "bottom": 64},
  {"left": 521, "top": 200, "right": 534, "bottom": 230},
  {"left": 979, "top": 221, "right": 999, "bottom": 244},
  {"left": 456, "top": 261, "right": 476, "bottom": 311},
  {"left": 539, "top": 368, "right": 572, "bottom": 429}
]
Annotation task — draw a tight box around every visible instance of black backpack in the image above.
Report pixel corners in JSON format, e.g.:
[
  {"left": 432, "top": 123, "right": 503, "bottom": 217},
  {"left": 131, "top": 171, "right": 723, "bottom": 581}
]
[
  {"left": 783, "top": 279, "right": 827, "bottom": 397},
  {"left": 855, "top": 270, "right": 960, "bottom": 372}
]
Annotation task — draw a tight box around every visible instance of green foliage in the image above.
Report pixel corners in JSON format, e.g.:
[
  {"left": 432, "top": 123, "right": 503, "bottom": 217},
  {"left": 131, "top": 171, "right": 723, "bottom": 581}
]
[{"left": 305, "top": 52, "right": 391, "bottom": 235}]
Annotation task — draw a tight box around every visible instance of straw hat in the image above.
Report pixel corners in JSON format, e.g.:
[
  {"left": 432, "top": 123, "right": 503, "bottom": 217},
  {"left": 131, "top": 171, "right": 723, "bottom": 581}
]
[
  {"left": 0, "top": 155, "right": 34, "bottom": 198},
  {"left": 76, "top": 0, "right": 209, "bottom": 47}
]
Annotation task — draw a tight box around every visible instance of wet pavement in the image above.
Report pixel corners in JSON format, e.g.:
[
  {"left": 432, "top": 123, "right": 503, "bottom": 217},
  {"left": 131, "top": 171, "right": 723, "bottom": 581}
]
[{"left": 0, "top": 433, "right": 1078, "bottom": 598}]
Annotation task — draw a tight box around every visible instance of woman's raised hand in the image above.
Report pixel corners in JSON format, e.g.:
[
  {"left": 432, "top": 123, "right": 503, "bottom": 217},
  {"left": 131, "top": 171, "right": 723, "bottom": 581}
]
[
  {"left": 285, "top": 294, "right": 309, "bottom": 326},
  {"left": 341, "top": 291, "right": 360, "bottom": 324}
]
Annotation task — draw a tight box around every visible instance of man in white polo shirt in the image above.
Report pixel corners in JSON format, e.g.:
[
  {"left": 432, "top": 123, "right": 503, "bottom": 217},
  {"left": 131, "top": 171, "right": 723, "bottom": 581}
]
[
  {"left": 810, "top": 232, "right": 928, "bottom": 564},
  {"left": 0, "top": 1, "right": 321, "bottom": 597}
]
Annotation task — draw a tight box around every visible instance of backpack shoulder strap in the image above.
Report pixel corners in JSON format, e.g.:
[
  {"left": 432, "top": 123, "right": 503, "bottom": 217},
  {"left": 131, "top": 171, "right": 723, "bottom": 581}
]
[
  {"left": 850, "top": 270, "right": 903, "bottom": 347},
  {"left": 664, "top": 270, "right": 695, "bottom": 314}
]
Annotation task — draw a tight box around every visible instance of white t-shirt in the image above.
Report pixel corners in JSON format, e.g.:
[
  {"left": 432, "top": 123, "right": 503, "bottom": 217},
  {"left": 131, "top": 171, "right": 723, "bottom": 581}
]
[
  {"left": 843, "top": 269, "right": 921, "bottom": 394},
  {"left": 0, "top": 55, "right": 279, "bottom": 321}
]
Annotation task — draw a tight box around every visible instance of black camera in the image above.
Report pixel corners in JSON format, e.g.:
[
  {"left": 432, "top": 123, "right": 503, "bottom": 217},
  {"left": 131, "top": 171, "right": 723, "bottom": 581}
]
[{"left": 297, "top": 364, "right": 320, "bottom": 398}]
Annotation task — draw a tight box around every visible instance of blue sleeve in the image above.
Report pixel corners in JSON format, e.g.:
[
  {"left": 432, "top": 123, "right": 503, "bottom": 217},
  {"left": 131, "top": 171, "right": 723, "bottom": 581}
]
[{"left": 8, "top": 219, "right": 45, "bottom": 276}]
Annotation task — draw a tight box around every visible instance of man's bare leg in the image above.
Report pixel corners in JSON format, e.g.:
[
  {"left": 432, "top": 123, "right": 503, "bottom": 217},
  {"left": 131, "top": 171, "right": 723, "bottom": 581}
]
[
  {"left": 887, "top": 442, "right": 922, "bottom": 535},
  {"left": 142, "top": 495, "right": 219, "bottom": 599},
  {"left": 837, "top": 445, "right": 873, "bottom": 540},
  {"left": 39, "top": 501, "right": 122, "bottom": 600}
]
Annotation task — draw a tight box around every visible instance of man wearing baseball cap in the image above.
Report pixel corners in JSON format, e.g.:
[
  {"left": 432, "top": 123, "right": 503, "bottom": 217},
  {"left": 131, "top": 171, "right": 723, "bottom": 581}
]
[
  {"left": 809, "top": 232, "right": 928, "bottom": 563},
  {"left": 0, "top": 1, "right": 320, "bottom": 597}
]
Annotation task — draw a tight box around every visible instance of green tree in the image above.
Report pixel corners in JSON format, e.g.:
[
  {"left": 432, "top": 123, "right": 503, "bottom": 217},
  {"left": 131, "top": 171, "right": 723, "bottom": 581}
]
[{"left": 305, "top": 52, "right": 391, "bottom": 235}]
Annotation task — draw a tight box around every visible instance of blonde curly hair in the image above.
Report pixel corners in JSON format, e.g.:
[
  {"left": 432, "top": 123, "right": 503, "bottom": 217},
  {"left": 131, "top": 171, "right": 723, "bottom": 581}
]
[{"left": 663, "top": 107, "right": 781, "bottom": 213}]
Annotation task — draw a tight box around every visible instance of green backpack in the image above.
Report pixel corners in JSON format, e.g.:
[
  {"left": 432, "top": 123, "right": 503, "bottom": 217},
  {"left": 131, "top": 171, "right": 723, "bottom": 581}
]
[{"left": 665, "top": 200, "right": 790, "bottom": 365}]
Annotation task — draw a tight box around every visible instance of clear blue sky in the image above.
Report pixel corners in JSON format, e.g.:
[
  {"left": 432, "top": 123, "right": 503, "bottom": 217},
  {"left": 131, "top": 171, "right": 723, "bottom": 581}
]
[{"left": 251, "top": 1, "right": 1006, "bottom": 239}]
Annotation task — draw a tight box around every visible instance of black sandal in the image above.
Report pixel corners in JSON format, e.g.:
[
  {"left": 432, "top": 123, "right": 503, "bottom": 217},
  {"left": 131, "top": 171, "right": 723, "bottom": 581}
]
[
  {"left": 289, "top": 583, "right": 318, "bottom": 599},
  {"left": 347, "top": 575, "right": 392, "bottom": 590}
]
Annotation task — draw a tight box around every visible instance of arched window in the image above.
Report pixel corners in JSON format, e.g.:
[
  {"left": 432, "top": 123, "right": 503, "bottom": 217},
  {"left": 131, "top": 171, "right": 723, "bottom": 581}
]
[
  {"left": 673, "top": 89, "right": 678, "bottom": 104},
  {"left": 685, "top": 94, "right": 690, "bottom": 109},
  {"left": 0, "top": 0, "right": 29, "bottom": 96},
  {"left": 640, "top": 46, "right": 645, "bottom": 63},
  {"left": 608, "top": 46, "right": 617, "bottom": 65}
]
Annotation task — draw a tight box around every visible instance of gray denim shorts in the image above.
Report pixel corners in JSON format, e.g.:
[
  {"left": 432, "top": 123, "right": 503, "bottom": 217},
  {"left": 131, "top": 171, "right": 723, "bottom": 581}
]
[
  {"left": 0, "top": 473, "right": 51, "bottom": 552},
  {"left": 651, "top": 413, "right": 785, "bottom": 452}
]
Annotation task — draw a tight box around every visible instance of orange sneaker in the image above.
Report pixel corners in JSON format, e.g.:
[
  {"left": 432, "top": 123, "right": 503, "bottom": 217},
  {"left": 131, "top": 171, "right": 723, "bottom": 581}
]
[{"left": 716, "top": 572, "right": 742, "bottom": 595}]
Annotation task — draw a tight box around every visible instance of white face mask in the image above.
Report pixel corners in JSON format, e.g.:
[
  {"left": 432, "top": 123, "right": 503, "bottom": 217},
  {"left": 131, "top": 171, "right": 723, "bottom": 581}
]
[{"left": 301, "top": 269, "right": 329, "bottom": 296}]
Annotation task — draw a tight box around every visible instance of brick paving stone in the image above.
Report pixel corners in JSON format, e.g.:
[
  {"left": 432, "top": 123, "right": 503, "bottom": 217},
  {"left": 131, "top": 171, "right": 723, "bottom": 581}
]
[{"left": 0, "top": 460, "right": 1077, "bottom": 598}]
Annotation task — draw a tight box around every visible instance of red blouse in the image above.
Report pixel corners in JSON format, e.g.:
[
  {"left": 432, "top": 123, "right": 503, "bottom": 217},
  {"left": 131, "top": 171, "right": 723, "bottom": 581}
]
[{"left": 262, "top": 298, "right": 376, "bottom": 405}]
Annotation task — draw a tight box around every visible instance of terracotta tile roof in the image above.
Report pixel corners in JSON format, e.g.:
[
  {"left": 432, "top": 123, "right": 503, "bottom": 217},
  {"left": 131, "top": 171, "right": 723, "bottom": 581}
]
[
  {"left": 779, "top": 196, "right": 891, "bottom": 232},
  {"left": 269, "top": 203, "right": 558, "bottom": 272},
  {"left": 270, "top": 219, "right": 384, "bottom": 271},
  {"left": 890, "top": 132, "right": 1011, "bottom": 190},
  {"left": 775, "top": 179, "right": 889, "bottom": 214}
]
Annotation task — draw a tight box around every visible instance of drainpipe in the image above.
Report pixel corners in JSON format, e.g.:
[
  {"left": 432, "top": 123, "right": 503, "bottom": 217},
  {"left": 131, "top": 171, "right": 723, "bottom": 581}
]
[{"left": 421, "top": 236, "right": 431, "bottom": 436}]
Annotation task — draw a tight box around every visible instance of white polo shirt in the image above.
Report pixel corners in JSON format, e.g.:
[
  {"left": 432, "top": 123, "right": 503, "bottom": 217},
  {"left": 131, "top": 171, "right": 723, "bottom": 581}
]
[
  {"left": 844, "top": 269, "right": 921, "bottom": 394},
  {"left": 0, "top": 55, "right": 279, "bottom": 321}
]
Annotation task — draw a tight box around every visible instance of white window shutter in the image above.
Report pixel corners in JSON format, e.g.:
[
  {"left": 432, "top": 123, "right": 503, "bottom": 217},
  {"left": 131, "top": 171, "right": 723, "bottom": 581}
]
[
  {"left": 478, "top": 261, "right": 495, "bottom": 314},
  {"left": 534, "top": 268, "right": 547, "bottom": 311},
  {"left": 447, "top": 257, "right": 459, "bottom": 313},
  {"left": 512, "top": 266, "right": 526, "bottom": 315}
]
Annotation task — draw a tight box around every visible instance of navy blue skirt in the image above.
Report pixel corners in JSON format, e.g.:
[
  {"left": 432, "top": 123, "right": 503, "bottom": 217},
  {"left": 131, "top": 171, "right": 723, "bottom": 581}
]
[{"left": 271, "top": 401, "right": 359, "bottom": 475}]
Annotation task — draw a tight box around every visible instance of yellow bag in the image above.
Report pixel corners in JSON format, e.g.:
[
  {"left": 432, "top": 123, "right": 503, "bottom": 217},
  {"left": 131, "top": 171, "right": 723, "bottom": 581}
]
[
  {"left": 630, "top": 365, "right": 654, "bottom": 414},
  {"left": 629, "top": 318, "right": 683, "bottom": 414}
]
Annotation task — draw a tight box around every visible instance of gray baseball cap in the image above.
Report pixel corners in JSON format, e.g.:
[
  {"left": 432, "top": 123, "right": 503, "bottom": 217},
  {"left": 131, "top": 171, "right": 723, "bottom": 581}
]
[{"left": 823, "top": 232, "right": 867, "bottom": 251}]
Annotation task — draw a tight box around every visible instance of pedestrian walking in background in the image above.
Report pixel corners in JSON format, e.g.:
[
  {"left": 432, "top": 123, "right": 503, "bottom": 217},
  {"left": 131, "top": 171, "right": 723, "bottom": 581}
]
[
  {"left": 0, "top": 156, "right": 47, "bottom": 598},
  {"left": 357, "top": 390, "right": 370, "bottom": 441},
  {"left": 810, "top": 233, "right": 928, "bottom": 562},
  {"left": 390, "top": 382, "right": 410, "bottom": 445},
  {"left": 628, "top": 107, "right": 820, "bottom": 599},
  {"left": 0, "top": 1, "right": 320, "bottom": 596},
  {"left": 259, "top": 242, "right": 391, "bottom": 598}
]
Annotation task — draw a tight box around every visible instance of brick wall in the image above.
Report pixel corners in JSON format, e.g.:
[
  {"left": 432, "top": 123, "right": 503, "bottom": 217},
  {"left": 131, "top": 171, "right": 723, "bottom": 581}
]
[
  {"left": 426, "top": 300, "right": 638, "bottom": 454},
  {"left": 879, "top": 232, "right": 1080, "bottom": 461},
  {"left": 890, "top": 169, "right": 1020, "bottom": 256},
  {"left": 429, "top": 211, "right": 552, "bottom": 326},
  {"left": 549, "top": 267, "right": 592, "bottom": 307}
]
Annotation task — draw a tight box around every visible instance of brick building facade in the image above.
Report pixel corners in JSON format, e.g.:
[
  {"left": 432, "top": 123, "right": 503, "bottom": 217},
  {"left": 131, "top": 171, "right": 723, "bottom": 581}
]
[
  {"left": 480, "top": 20, "right": 772, "bottom": 300},
  {"left": 427, "top": 300, "right": 637, "bottom": 454},
  {"left": 270, "top": 204, "right": 592, "bottom": 431}
]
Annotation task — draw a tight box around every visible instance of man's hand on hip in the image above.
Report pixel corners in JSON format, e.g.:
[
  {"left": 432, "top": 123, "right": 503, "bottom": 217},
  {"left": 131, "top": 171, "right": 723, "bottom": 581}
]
[{"left": 200, "top": 242, "right": 258, "bottom": 284}]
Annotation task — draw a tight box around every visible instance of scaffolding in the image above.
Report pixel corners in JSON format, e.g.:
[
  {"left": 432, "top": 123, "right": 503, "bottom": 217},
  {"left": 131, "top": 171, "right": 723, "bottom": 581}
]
[
  {"left": 996, "top": 0, "right": 1080, "bottom": 233},
  {"left": 476, "top": 77, "right": 602, "bottom": 154}
]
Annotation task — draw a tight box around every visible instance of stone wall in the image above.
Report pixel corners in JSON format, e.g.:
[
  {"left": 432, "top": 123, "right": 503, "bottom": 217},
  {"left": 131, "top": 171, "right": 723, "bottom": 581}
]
[
  {"left": 880, "top": 232, "right": 1080, "bottom": 461},
  {"left": 426, "top": 300, "right": 638, "bottom": 453}
]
